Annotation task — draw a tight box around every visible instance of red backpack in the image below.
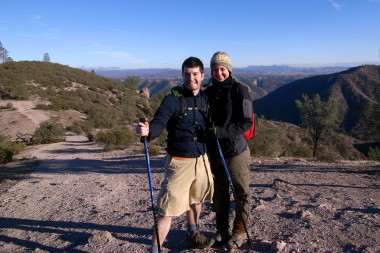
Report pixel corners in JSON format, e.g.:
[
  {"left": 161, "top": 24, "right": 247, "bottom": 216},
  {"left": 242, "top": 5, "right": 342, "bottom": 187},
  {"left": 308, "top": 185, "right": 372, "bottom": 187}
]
[
  {"left": 243, "top": 108, "right": 256, "bottom": 140},
  {"left": 231, "top": 76, "right": 257, "bottom": 140}
]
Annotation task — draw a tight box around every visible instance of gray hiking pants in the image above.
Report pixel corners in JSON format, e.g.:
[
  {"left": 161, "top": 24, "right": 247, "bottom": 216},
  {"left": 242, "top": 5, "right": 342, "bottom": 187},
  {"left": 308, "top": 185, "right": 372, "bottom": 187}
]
[{"left": 209, "top": 148, "right": 251, "bottom": 231}]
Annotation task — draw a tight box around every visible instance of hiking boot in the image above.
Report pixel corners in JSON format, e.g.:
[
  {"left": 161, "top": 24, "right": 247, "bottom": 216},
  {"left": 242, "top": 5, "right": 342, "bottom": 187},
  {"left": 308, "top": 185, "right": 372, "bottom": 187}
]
[
  {"left": 225, "top": 232, "right": 247, "bottom": 249},
  {"left": 205, "top": 230, "right": 229, "bottom": 247},
  {"left": 185, "top": 229, "right": 211, "bottom": 249}
]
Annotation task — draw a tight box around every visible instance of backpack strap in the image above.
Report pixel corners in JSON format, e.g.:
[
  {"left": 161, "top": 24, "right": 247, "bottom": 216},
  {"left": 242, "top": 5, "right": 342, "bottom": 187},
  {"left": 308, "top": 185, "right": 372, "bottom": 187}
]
[
  {"left": 170, "top": 86, "right": 209, "bottom": 122},
  {"left": 167, "top": 86, "right": 209, "bottom": 142}
]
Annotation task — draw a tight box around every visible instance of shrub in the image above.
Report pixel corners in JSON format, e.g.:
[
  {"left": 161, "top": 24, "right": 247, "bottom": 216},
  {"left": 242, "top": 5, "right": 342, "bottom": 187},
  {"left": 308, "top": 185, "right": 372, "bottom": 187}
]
[
  {"left": 286, "top": 142, "right": 313, "bottom": 157},
  {"left": 0, "top": 102, "right": 14, "bottom": 110},
  {"left": 0, "top": 135, "right": 26, "bottom": 164},
  {"left": 248, "top": 120, "right": 284, "bottom": 157},
  {"left": 316, "top": 149, "right": 339, "bottom": 163},
  {"left": 69, "top": 121, "right": 93, "bottom": 135},
  {"left": 146, "top": 144, "right": 160, "bottom": 157},
  {"left": 368, "top": 146, "right": 380, "bottom": 161},
  {"left": 33, "top": 117, "right": 66, "bottom": 144},
  {"left": 95, "top": 127, "right": 136, "bottom": 151}
]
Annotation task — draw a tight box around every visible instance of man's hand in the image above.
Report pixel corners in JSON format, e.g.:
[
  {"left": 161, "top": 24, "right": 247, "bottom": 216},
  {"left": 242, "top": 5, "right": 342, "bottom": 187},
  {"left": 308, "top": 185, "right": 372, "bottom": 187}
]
[{"left": 136, "top": 121, "right": 149, "bottom": 138}]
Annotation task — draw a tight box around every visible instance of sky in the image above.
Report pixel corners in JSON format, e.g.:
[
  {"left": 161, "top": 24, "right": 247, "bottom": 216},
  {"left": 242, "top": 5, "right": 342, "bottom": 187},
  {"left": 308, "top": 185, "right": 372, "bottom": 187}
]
[{"left": 1, "top": 0, "right": 380, "bottom": 70}]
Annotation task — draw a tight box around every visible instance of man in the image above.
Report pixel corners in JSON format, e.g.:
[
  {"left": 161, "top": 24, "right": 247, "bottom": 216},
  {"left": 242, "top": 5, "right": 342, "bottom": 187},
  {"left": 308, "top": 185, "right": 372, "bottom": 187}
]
[
  {"left": 136, "top": 57, "right": 214, "bottom": 253},
  {"left": 205, "top": 51, "right": 253, "bottom": 249}
]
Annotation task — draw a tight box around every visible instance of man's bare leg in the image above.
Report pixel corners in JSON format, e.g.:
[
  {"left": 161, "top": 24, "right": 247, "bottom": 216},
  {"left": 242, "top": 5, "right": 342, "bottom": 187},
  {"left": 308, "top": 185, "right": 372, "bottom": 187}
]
[
  {"left": 187, "top": 203, "right": 201, "bottom": 226},
  {"left": 152, "top": 215, "right": 171, "bottom": 247}
]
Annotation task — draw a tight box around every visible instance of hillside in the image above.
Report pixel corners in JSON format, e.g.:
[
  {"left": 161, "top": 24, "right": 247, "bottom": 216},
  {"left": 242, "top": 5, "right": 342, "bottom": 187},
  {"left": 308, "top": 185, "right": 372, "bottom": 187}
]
[
  {"left": 0, "top": 61, "right": 375, "bottom": 160},
  {"left": 254, "top": 65, "right": 380, "bottom": 140},
  {"left": 0, "top": 61, "right": 150, "bottom": 132}
]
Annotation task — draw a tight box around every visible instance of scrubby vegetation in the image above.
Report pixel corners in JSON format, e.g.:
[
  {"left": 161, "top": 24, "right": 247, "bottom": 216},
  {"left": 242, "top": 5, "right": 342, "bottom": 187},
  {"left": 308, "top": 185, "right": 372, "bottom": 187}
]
[
  {"left": 95, "top": 127, "right": 136, "bottom": 151},
  {"left": 368, "top": 146, "right": 380, "bottom": 161},
  {"left": 0, "top": 61, "right": 150, "bottom": 128},
  {"left": 247, "top": 118, "right": 365, "bottom": 161},
  {"left": 0, "top": 61, "right": 376, "bottom": 161},
  {"left": 32, "top": 117, "right": 66, "bottom": 144},
  {"left": 0, "top": 61, "right": 153, "bottom": 152},
  {"left": 0, "top": 135, "right": 26, "bottom": 164}
]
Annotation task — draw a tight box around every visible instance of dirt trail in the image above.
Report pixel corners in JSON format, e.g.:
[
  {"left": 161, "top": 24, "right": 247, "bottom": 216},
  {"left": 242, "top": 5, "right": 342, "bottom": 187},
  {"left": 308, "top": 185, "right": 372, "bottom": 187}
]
[
  {"left": 9, "top": 100, "right": 49, "bottom": 126},
  {"left": 0, "top": 100, "right": 49, "bottom": 140}
]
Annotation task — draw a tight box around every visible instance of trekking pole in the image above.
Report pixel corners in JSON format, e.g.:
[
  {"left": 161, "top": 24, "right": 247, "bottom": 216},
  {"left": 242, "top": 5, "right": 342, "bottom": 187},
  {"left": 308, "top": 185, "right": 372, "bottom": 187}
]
[
  {"left": 215, "top": 139, "right": 253, "bottom": 249},
  {"left": 139, "top": 118, "right": 161, "bottom": 253}
]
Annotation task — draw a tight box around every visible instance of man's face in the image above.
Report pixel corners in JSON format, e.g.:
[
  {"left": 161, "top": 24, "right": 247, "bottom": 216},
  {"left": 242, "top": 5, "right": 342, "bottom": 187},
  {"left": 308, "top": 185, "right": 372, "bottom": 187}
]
[
  {"left": 211, "top": 65, "right": 230, "bottom": 82},
  {"left": 182, "top": 66, "right": 204, "bottom": 94}
]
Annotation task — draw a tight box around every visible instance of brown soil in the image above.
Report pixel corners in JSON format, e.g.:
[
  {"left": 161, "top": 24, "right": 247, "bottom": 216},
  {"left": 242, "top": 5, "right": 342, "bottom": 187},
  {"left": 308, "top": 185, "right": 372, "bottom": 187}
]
[{"left": 0, "top": 100, "right": 379, "bottom": 253}]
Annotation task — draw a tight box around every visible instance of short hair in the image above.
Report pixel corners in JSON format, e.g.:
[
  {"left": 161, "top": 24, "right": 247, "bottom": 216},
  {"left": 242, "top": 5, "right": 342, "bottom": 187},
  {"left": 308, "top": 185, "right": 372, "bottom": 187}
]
[{"left": 182, "top": 57, "right": 204, "bottom": 74}]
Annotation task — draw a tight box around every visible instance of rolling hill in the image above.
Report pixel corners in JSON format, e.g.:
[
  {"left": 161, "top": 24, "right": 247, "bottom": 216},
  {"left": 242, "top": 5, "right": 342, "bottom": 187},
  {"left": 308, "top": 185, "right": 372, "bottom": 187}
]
[
  {"left": 0, "top": 61, "right": 150, "bottom": 129},
  {"left": 254, "top": 65, "right": 380, "bottom": 140}
]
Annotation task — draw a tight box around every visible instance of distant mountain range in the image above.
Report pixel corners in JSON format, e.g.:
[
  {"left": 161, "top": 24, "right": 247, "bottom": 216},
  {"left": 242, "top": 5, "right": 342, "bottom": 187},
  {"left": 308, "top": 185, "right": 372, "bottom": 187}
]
[
  {"left": 90, "top": 65, "right": 350, "bottom": 80},
  {"left": 90, "top": 65, "right": 352, "bottom": 99}
]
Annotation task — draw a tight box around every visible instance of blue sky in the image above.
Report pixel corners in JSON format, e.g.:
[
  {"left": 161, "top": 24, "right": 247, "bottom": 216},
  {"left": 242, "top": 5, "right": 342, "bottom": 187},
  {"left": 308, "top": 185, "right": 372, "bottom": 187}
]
[{"left": 1, "top": 0, "right": 380, "bottom": 69}]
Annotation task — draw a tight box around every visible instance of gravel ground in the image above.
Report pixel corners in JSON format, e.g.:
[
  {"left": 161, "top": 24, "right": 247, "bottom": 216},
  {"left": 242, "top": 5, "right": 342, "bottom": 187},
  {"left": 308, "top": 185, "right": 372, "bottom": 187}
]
[{"left": 0, "top": 132, "right": 379, "bottom": 253}]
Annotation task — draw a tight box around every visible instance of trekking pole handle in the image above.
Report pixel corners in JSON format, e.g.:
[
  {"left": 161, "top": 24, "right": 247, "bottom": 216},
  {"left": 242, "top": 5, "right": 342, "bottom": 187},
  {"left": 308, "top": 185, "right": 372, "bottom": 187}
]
[{"left": 139, "top": 117, "right": 148, "bottom": 142}]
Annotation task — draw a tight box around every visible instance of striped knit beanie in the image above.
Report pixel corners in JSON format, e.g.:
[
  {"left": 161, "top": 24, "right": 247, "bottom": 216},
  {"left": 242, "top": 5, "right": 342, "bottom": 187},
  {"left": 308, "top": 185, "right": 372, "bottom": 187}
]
[{"left": 210, "top": 51, "right": 232, "bottom": 73}]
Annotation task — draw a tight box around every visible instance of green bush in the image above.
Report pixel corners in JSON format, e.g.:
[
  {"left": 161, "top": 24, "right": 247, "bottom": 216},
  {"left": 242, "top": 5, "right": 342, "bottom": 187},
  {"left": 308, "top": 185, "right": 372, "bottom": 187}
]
[
  {"left": 316, "top": 149, "right": 339, "bottom": 163},
  {"left": 69, "top": 121, "right": 93, "bottom": 135},
  {"left": 248, "top": 121, "right": 284, "bottom": 157},
  {"left": 146, "top": 144, "right": 160, "bottom": 157},
  {"left": 368, "top": 146, "right": 380, "bottom": 161},
  {"left": 0, "top": 148, "right": 13, "bottom": 164},
  {"left": 0, "top": 135, "right": 26, "bottom": 164},
  {"left": 286, "top": 142, "right": 313, "bottom": 157},
  {"left": 33, "top": 117, "right": 66, "bottom": 144},
  {"left": 95, "top": 127, "right": 136, "bottom": 151}
]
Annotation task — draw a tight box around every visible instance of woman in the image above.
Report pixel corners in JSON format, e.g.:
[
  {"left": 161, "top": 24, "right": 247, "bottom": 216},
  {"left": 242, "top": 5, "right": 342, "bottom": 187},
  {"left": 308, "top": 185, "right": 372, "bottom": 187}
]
[{"left": 205, "top": 51, "right": 253, "bottom": 249}]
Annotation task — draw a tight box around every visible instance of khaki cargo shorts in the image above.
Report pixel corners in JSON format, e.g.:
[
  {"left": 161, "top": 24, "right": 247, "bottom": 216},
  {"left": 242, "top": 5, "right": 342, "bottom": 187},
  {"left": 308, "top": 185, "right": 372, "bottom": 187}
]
[{"left": 157, "top": 153, "right": 214, "bottom": 217}]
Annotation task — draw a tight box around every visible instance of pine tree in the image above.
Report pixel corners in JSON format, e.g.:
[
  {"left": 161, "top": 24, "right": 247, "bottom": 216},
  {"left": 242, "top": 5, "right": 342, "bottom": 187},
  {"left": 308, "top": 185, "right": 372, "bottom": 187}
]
[
  {"left": 0, "top": 42, "right": 10, "bottom": 63},
  {"left": 43, "top": 53, "right": 50, "bottom": 62}
]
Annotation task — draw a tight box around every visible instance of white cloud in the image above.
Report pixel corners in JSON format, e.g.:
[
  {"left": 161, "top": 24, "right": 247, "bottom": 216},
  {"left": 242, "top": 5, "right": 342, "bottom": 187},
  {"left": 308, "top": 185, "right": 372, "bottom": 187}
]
[{"left": 329, "top": 0, "right": 341, "bottom": 10}]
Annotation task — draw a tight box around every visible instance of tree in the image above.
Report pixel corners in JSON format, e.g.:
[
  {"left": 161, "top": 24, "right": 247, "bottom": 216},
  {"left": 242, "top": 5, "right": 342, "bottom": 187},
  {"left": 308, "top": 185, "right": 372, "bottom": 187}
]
[
  {"left": 0, "top": 42, "right": 10, "bottom": 63},
  {"left": 295, "top": 93, "right": 338, "bottom": 157},
  {"left": 43, "top": 53, "right": 50, "bottom": 62},
  {"left": 124, "top": 76, "right": 140, "bottom": 90}
]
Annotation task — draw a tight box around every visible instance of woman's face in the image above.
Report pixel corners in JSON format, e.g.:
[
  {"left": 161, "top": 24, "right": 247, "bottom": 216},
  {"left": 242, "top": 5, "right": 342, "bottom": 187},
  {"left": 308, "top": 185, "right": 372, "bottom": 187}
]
[{"left": 211, "top": 65, "right": 230, "bottom": 82}]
